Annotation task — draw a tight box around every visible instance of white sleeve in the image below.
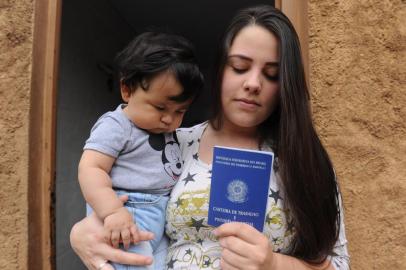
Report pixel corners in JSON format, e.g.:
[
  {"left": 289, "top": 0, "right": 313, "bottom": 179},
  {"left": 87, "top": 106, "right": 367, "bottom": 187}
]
[{"left": 329, "top": 195, "right": 350, "bottom": 270}]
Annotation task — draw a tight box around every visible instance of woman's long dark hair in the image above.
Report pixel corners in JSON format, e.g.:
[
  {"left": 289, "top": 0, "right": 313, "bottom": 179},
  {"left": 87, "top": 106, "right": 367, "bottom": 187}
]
[{"left": 210, "top": 5, "right": 340, "bottom": 263}]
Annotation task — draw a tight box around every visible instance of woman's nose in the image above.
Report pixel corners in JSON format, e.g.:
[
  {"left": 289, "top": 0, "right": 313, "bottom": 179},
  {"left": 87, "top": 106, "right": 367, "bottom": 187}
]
[{"left": 243, "top": 71, "right": 262, "bottom": 93}]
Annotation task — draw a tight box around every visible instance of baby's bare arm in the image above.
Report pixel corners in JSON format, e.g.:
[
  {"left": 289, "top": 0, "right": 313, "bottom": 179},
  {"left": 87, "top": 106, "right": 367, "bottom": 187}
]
[{"left": 78, "top": 150, "right": 123, "bottom": 220}]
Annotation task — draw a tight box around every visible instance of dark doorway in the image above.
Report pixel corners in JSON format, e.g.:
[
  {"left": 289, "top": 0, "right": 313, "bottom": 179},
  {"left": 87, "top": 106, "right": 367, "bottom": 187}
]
[{"left": 55, "top": 0, "right": 274, "bottom": 268}]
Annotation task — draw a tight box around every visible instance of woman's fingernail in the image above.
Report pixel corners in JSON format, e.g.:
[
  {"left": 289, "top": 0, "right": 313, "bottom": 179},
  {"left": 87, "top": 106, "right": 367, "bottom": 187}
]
[{"left": 212, "top": 229, "right": 218, "bottom": 236}]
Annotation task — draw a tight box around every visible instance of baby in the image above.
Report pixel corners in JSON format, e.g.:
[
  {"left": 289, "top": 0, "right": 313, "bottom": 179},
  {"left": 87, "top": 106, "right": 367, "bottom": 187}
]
[{"left": 78, "top": 32, "right": 203, "bottom": 269}]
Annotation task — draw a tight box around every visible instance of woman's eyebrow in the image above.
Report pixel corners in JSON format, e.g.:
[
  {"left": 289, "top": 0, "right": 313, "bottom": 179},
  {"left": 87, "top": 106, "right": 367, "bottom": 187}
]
[
  {"left": 228, "top": 54, "right": 252, "bottom": 62},
  {"left": 228, "top": 54, "right": 279, "bottom": 66}
]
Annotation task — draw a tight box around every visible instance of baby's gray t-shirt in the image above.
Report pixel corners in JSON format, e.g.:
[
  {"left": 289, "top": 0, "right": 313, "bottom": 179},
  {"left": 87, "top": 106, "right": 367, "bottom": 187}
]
[{"left": 84, "top": 104, "right": 182, "bottom": 194}]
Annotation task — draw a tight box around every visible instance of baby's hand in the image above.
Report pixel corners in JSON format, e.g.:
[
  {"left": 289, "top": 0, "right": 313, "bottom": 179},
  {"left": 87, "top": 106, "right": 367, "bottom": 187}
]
[{"left": 103, "top": 207, "right": 140, "bottom": 249}]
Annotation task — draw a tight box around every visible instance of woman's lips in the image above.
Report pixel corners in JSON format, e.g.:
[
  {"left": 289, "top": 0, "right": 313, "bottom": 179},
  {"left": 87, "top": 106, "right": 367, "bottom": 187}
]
[{"left": 235, "top": 98, "right": 260, "bottom": 110}]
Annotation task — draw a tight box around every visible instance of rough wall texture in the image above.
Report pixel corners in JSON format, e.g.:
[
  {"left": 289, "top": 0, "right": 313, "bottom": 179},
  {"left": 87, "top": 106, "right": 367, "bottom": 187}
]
[
  {"left": 309, "top": 0, "right": 406, "bottom": 269},
  {"left": 0, "top": 0, "right": 33, "bottom": 269}
]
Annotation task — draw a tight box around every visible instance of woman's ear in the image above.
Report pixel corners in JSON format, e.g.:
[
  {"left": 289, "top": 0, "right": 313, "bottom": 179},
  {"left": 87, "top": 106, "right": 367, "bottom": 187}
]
[{"left": 120, "top": 81, "right": 131, "bottom": 102}]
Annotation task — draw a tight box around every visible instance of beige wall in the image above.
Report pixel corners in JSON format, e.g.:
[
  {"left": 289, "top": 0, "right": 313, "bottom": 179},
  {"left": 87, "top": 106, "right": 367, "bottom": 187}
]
[
  {"left": 0, "top": 0, "right": 405, "bottom": 269},
  {"left": 0, "top": 0, "right": 33, "bottom": 269},
  {"left": 309, "top": 0, "right": 406, "bottom": 269}
]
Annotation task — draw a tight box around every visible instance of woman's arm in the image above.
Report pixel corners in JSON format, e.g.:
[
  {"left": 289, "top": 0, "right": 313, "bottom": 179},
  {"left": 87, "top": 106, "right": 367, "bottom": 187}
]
[
  {"left": 70, "top": 208, "right": 154, "bottom": 269},
  {"left": 214, "top": 223, "right": 339, "bottom": 270}
]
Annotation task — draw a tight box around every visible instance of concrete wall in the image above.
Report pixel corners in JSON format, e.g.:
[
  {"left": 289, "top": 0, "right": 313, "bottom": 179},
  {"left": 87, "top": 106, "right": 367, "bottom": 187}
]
[
  {"left": 309, "top": 0, "right": 406, "bottom": 269},
  {"left": 0, "top": 0, "right": 32, "bottom": 269}
]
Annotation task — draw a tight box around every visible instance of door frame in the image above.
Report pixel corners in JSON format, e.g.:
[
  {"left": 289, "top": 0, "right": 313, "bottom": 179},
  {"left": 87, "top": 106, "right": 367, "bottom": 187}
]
[
  {"left": 28, "top": 0, "right": 61, "bottom": 269},
  {"left": 275, "top": 0, "right": 309, "bottom": 79},
  {"left": 28, "top": 1, "right": 308, "bottom": 269}
]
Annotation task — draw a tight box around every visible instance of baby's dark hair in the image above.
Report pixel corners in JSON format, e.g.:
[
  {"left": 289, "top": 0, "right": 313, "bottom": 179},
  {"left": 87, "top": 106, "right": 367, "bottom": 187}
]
[{"left": 115, "top": 31, "right": 204, "bottom": 102}]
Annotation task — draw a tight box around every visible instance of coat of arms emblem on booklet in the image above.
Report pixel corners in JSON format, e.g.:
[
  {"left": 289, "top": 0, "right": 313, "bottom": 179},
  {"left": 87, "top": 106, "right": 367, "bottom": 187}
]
[{"left": 208, "top": 146, "right": 274, "bottom": 232}]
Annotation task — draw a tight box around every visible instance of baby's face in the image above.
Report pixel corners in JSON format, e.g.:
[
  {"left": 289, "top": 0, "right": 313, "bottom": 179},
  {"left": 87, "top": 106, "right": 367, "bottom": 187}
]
[{"left": 121, "top": 71, "right": 192, "bottom": 134}]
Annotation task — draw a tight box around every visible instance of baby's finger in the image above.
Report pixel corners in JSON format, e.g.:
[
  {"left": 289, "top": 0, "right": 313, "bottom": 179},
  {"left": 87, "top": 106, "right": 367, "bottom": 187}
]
[
  {"left": 118, "top": 194, "right": 128, "bottom": 203},
  {"left": 111, "top": 230, "right": 120, "bottom": 248},
  {"left": 103, "top": 229, "right": 112, "bottom": 245},
  {"left": 121, "top": 229, "right": 131, "bottom": 250},
  {"left": 131, "top": 225, "right": 141, "bottom": 244},
  {"left": 137, "top": 229, "right": 155, "bottom": 242}
]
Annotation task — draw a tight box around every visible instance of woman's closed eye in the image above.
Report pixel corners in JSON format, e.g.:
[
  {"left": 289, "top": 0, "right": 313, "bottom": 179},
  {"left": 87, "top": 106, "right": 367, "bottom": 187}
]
[
  {"left": 231, "top": 66, "right": 248, "bottom": 74},
  {"left": 264, "top": 71, "right": 279, "bottom": 82},
  {"left": 229, "top": 61, "right": 251, "bottom": 74},
  {"left": 227, "top": 57, "right": 250, "bottom": 74},
  {"left": 263, "top": 67, "right": 279, "bottom": 82},
  {"left": 231, "top": 65, "right": 279, "bottom": 82}
]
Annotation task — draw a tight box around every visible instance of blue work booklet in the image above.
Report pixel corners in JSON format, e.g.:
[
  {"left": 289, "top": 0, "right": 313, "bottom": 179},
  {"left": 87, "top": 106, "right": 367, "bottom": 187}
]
[{"left": 208, "top": 146, "right": 274, "bottom": 232}]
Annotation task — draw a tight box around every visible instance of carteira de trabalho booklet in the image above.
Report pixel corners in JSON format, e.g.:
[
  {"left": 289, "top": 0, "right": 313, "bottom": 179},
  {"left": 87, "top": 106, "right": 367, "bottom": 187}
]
[{"left": 208, "top": 146, "right": 274, "bottom": 232}]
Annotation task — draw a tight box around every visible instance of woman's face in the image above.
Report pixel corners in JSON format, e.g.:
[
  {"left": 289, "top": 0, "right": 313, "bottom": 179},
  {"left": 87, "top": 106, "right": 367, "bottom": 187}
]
[{"left": 221, "top": 25, "right": 280, "bottom": 131}]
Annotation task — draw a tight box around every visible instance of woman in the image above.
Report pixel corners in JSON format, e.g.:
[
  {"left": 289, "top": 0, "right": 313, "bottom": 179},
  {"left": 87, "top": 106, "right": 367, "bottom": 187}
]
[{"left": 71, "top": 5, "right": 350, "bottom": 270}]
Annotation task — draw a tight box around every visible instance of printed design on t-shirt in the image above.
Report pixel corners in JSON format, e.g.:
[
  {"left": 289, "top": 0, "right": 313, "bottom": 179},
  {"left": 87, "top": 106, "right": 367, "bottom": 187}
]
[
  {"left": 166, "top": 244, "right": 222, "bottom": 269},
  {"left": 166, "top": 188, "right": 222, "bottom": 269},
  {"left": 166, "top": 187, "right": 214, "bottom": 245},
  {"left": 148, "top": 132, "right": 182, "bottom": 182},
  {"left": 262, "top": 195, "right": 295, "bottom": 253}
]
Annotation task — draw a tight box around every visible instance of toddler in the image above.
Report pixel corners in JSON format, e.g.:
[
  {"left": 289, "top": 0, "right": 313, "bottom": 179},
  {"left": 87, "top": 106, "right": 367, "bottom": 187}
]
[{"left": 78, "top": 32, "right": 204, "bottom": 269}]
